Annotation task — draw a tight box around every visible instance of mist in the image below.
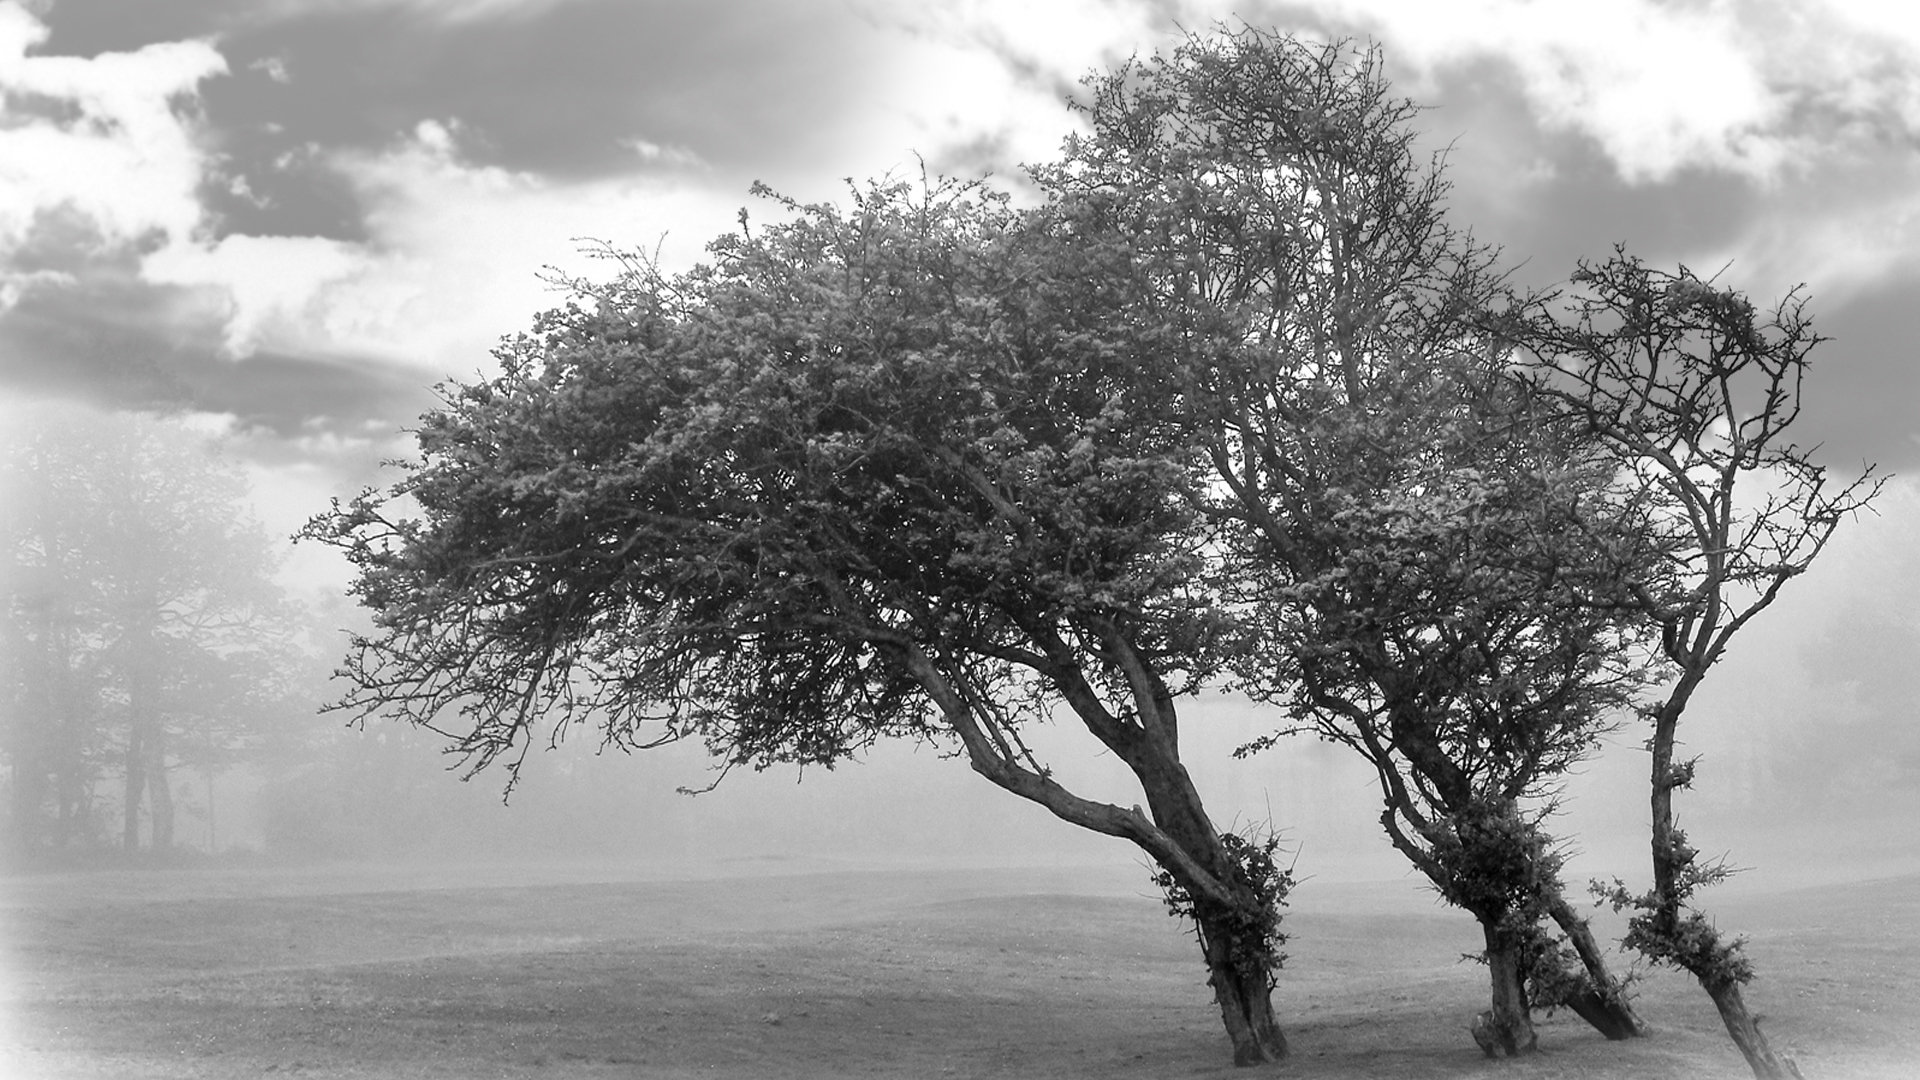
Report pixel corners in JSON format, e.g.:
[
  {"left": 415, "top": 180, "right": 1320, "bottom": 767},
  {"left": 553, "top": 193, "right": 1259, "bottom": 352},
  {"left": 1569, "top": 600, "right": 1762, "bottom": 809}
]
[
  {"left": 7, "top": 399, "right": 1915, "bottom": 897},
  {"left": 244, "top": 484, "right": 1920, "bottom": 898}
]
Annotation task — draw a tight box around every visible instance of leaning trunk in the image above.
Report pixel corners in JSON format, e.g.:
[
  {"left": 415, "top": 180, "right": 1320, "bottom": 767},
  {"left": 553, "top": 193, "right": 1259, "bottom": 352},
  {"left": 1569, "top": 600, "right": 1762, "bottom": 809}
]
[
  {"left": 1704, "top": 979, "right": 1804, "bottom": 1080},
  {"left": 909, "top": 640, "right": 1292, "bottom": 1068},
  {"left": 1194, "top": 902, "right": 1288, "bottom": 1065},
  {"left": 1649, "top": 693, "right": 1802, "bottom": 1079},
  {"left": 1473, "top": 922, "right": 1537, "bottom": 1057},
  {"left": 1548, "top": 894, "right": 1645, "bottom": 1039}
]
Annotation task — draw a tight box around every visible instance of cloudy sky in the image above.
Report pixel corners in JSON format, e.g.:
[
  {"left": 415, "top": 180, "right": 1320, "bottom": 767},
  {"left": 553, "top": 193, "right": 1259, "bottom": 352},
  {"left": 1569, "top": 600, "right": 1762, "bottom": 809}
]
[{"left": 3, "top": 0, "right": 1917, "bottom": 591}]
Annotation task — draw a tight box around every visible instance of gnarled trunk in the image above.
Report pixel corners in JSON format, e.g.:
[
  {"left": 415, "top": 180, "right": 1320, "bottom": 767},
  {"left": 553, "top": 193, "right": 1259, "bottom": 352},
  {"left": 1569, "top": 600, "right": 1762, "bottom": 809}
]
[
  {"left": 1548, "top": 893, "right": 1645, "bottom": 1039},
  {"left": 1195, "top": 901, "right": 1287, "bottom": 1065},
  {"left": 1705, "top": 980, "right": 1803, "bottom": 1080},
  {"left": 904, "top": 637, "right": 1292, "bottom": 1068},
  {"left": 1648, "top": 696, "right": 1802, "bottom": 1079},
  {"left": 1473, "top": 922, "right": 1537, "bottom": 1057}
]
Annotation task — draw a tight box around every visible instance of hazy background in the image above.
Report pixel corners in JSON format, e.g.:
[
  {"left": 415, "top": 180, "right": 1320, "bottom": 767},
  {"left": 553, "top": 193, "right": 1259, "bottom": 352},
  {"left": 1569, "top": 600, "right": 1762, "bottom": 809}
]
[{"left": 2, "top": 0, "right": 1918, "bottom": 901}]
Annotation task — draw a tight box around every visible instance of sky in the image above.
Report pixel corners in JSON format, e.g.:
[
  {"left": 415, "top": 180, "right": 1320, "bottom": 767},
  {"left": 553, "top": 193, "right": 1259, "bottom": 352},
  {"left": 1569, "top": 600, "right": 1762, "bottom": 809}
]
[{"left": 2, "top": 0, "right": 1917, "bottom": 586}]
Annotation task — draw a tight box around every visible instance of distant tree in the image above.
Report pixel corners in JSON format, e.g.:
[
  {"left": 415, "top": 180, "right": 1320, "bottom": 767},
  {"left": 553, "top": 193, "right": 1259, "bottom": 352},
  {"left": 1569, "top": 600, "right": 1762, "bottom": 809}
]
[
  {"left": 1, "top": 405, "right": 296, "bottom": 856},
  {"left": 2, "top": 428, "right": 114, "bottom": 849},
  {"left": 304, "top": 179, "right": 1294, "bottom": 1065},
  {"left": 1511, "top": 253, "right": 1883, "bottom": 1080},
  {"left": 1026, "top": 29, "right": 1654, "bottom": 1055}
]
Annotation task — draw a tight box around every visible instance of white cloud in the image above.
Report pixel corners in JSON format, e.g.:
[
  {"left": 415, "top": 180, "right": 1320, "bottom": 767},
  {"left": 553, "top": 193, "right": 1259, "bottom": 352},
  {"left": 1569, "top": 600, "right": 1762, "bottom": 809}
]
[
  {"left": 143, "top": 233, "right": 372, "bottom": 356},
  {"left": 1286, "top": 0, "right": 1783, "bottom": 182},
  {"left": 850, "top": 0, "right": 1171, "bottom": 177},
  {"left": 200, "top": 120, "right": 754, "bottom": 379},
  {"left": 0, "top": 1, "right": 225, "bottom": 255},
  {"left": 1183, "top": 0, "right": 1920, "bottom": 298}
]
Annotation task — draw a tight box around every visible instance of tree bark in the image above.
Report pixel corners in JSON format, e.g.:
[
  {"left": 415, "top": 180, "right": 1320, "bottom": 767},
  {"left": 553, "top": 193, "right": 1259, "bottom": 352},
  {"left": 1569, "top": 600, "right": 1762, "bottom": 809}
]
[
  {"left": 1195, "top": 902, "right": 1288, "bottom": 1065},
  {"left": 1704, "top": 980, "right": 1804, "bottom": 1080},
  {"left": 1473, "top": 923, "right": 1537, "bottom": 1057},
  {"left": 1548, "top": 893, "right": 1645, "bottom": 1039},
  {"left": 900, "top": 640, "right": 1291, "bottom": 1067}
]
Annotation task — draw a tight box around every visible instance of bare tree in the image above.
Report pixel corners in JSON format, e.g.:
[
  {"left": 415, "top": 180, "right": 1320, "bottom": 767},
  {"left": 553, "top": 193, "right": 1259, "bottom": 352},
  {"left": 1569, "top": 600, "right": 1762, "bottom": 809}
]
[{"left": 1511, "top": 252, "right": 1883, "bottom": 1079}]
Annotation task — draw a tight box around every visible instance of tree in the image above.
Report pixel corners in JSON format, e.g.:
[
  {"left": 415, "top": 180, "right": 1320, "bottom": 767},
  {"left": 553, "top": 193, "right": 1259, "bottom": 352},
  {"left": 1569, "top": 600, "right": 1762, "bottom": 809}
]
[
  {"left": 1025, "top": 29, "right": 1653, "bottom": 1055},
  {"left": 1, "top": 404, "right": 296, "bottom": 856},
  {"left": 1511, "top": 254, "right": 1882, "bottom": 1080},
  {"left": 304, "top": 178, "right": 1294, "bottom": 1065},
  {"left": 2, "top": 428, "right": 114, "bottom": 850}
]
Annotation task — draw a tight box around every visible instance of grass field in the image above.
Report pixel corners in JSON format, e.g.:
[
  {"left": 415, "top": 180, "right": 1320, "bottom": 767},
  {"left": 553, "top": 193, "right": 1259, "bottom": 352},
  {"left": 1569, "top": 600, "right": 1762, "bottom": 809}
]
[{"left": 1, "top": 857, "right": 1914, "bottom": 1079}]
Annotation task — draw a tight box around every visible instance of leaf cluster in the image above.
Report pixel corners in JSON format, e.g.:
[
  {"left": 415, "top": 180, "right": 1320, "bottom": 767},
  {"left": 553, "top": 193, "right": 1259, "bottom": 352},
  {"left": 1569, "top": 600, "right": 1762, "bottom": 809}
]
[
  {"left": 305, "top": 175, "right": 1231, "bottom": 787},
  {"left": 1151, "top": 826, "right": 1294, "bottom": 988}
]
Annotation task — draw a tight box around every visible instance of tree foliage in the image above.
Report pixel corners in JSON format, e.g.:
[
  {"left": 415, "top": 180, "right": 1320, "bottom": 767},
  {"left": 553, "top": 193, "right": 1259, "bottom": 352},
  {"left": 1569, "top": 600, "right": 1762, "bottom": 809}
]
[{"left": 308, "top": 175, "right": 1292, "bottom": 1063}]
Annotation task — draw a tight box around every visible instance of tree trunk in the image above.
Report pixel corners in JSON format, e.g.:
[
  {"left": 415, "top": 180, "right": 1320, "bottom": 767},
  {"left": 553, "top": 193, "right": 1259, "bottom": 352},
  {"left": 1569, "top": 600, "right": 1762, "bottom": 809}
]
[
  {"left": 1473, "top": 923, "right": 1537, "bottom": 1057},
  {"left": 147, "top": 728, "right": 174, "bottom": 851},
  {"left": 1650, "top": 690, "right": 1803, "bottom": 1079},
  {"left": 904, "top": 641, "right": 1291, "bottom": 1068},
  {"left": 1548, "top": 894, "right": 1645, "bottom": 1039},
  {"left": 1705, "top": 979, "right": 1804, "bottom": 1080},
  {"left": 1195, "top": 903, "right": 1288, "bottom": 1065},
  {"left": 122, "top": 725, "right": 145, "bottom": 852}
]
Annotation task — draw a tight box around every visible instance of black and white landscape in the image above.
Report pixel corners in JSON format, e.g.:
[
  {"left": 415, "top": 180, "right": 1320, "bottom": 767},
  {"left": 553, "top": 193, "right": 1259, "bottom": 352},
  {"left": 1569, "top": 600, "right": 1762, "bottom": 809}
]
[{"left": 3, "top": 2, "right": 1919, "bottom": 1077}]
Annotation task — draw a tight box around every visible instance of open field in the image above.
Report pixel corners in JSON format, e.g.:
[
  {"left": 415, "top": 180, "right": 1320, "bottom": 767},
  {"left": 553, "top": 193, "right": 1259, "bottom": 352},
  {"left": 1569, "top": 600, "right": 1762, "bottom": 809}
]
[{"left": 1, "top": 858, "right": 1914, "bottom": 1079}]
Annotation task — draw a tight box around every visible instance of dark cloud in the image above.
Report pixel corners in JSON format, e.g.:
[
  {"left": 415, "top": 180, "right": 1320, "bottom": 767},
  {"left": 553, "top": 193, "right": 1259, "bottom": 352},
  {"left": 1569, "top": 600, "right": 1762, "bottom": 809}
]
[
  {"left": 1797, "top": 275, "right": 1920, "bottom": 474},
  {"left": 44, "top": 0, "right": 885, "bottom": 171},
  {"left": 0, "top": 257, "right": 436, "bottom": 444},
  {"left": 197, "top": 105, "right": 374, "bottom": 244},
  {"left": 31, "top": 0, "right": 891, "bottom": 240},
  {"left": 31, "top": 0, "right": 240, "bottom": 54},
  {"left": 1410, "top": 56, "right": 1763, "bottom": 287}
]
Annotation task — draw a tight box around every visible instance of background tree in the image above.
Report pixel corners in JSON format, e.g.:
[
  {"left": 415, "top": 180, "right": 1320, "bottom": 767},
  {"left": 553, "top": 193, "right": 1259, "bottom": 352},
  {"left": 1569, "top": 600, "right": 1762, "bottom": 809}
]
[
  {"left": 1512, "top": 254, "right": 1883, "bottom": 1080},
  {"left": 1, "top": 405, "right": 296, "bottom": 857},
  {"left": 1026, "top": 28, "right": 1652, "bottom": 1054},
  {"left": 305, "top": 178, "right": 1294, "bottom": 1065},
  {"left": 3, "top": 424, "right": 116, "bottom": 851}
]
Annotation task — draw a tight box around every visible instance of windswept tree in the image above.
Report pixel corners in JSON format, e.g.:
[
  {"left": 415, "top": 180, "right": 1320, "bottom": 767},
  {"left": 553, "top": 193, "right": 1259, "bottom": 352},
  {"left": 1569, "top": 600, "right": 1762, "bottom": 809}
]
[
  {"left": 305, "top": 178, "right": 1295, "bottom": 1065},
  {"left": 1027, "top": 29, "right": 1654, "bottom": 1054},
  {"left": 1512, "top": 254, "right": 1883, "bottom": 1080}
]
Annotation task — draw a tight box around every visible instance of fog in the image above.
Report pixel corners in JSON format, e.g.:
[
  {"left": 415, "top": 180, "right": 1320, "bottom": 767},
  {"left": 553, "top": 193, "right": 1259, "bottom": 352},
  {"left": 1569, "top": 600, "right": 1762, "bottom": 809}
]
[
  {"left": 5, "top": 402, "right": 1916, "bottom": 902},
  {"left": 246, "top": 482, "right": 1920, "bottom": 897}
]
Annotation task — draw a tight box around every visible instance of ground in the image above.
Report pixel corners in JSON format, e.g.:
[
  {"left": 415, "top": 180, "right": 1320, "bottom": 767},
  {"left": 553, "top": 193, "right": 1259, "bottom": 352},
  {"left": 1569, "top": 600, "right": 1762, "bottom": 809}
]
[{"left": 0, "top": 856, "right": 1914, "bottom": 1079}]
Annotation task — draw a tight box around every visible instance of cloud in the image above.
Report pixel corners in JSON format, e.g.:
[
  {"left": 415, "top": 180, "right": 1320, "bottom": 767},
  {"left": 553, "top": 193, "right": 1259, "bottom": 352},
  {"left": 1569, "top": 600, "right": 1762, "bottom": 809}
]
[
  {"left": 189, "top": 118, "right": 757, "bottom": 379},
  {"left": 1287, "top": 0, "right": 1917, "bottom": 183},
  {"left": 0, "top": 1, "right": 224, "bottom": 255},
  {"left": 142, "top": 232, "right": 369, "bottom": 355},
  {"left": 851, "top": 0, "right": 1175, "bottom": 180},
  {"left": 1249, "top": 0, "right": 1920, "bottom": 302}
]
